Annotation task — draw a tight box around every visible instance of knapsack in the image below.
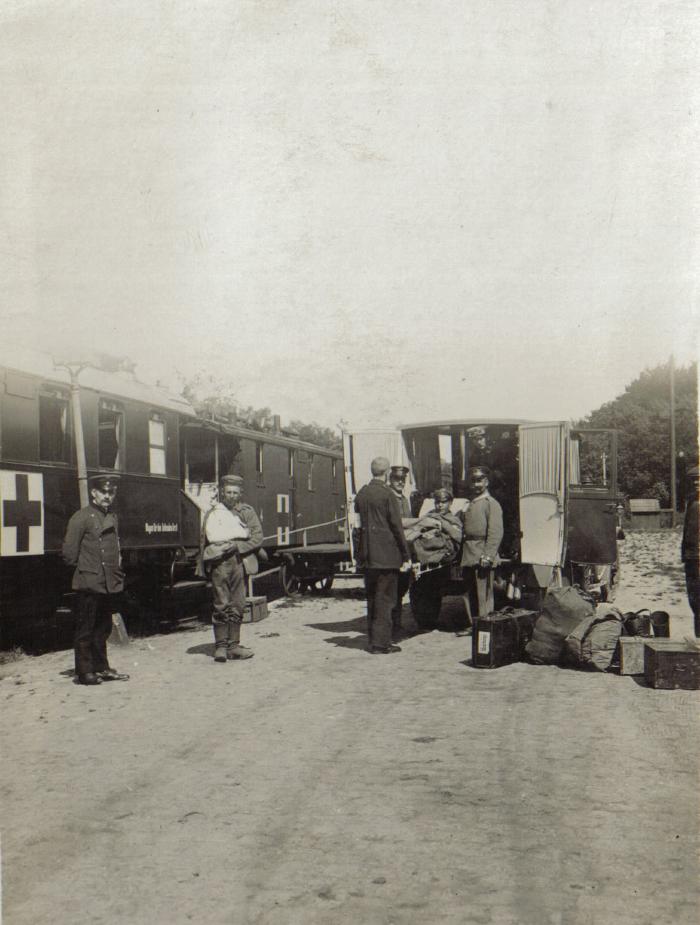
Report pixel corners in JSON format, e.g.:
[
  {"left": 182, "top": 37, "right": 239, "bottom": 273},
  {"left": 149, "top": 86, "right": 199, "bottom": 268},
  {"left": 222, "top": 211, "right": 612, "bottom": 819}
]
[{"left": 564, "top": 606, "right": 624, "bottom": 671}]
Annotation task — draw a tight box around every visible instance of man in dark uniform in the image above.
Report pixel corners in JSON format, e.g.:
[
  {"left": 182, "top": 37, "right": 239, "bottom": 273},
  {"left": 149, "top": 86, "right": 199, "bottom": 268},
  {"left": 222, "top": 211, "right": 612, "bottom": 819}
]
[
  {"left": 457, "top": 466, "right": 504, "bottom": 635},
  {"left": 681, "top": 465, "right": 699, "bottom": 636},
  {"left": 355, "top": 457, "right": 411, "bottom": 654},
  {"left": 199, "top": 474, "right": 263, "bottom": 663},
  {"left": 62, "top": 474, "right": 130, "bottom": 686},
  {"left": 388, "top": 464, "right": 411, "bottom": 640}
]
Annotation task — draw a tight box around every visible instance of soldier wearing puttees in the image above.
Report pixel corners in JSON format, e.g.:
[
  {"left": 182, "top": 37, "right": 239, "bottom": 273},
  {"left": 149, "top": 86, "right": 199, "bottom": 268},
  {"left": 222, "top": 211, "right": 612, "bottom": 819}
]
[
  {"left": 355, "top": 457, "right": 411, "bottom": 654},
  {"left": 458, "top": 466, "right": 504, "bottom": 631},
  {"left": 62, "top": 475, "right": 130, "bottom": 686},
  {"left": 389, "top": 464, "right": 411, "bottom": 639},
  {"left": 200, "top": 474, "right": 263, "bottom": 663}
]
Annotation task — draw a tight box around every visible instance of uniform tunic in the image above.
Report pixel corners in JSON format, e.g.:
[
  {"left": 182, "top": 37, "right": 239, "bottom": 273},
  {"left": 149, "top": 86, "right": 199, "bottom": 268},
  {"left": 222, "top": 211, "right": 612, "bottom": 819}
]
[
  {"left": 458, "top": 492, "right": 504, "bottom": 622},
  {"left": 208, "top": 502, "right": 263, "bottom": 628},
  {"left": 62, "top": 503, "right": 124, "bottom": 677}
]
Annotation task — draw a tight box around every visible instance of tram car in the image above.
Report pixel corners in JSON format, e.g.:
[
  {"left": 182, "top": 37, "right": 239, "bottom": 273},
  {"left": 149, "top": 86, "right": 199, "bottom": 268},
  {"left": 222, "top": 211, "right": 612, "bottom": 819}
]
[
  {"left": 0, "top": 346, "right": 345, "bottom": 647},
  {"left": 342, "top": 420, "right": 620, "bottom": 610}
]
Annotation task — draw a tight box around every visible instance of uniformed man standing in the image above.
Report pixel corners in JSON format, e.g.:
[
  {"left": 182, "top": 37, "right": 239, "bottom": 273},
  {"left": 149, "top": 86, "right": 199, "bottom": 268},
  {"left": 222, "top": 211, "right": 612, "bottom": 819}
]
[
  {"left": 458, "top": 466, "right": 504, "bottom": 633},
  {"left": 681, "top": 465, "right": 699, "bottom": 636},
  {"left": 62, "top": 474, "right": 130, "bottom": 686},
  {"left": 199, "top": 474, "right": 263, "bottom": 662},
  {"left": 388, "top": 464, "right": 411, "bottom": 639},
  {"left": 355, "top": 457, "right": 411, "bottom": 654}
]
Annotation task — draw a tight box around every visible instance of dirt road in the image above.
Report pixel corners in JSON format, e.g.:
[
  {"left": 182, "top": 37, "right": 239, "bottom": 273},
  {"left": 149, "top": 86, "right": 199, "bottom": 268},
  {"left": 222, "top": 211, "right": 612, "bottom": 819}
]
[{"left": 1, "top": 530, "right": 698, "bottom": 925}]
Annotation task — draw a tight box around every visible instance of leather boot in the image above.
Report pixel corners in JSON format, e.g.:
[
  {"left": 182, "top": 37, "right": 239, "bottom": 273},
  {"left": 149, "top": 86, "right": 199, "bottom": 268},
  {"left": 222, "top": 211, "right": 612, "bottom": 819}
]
[
  {"left": 227, "top": 621, "right": 253, "bottom": 659},
  {"left": 213, "top": 623, "right": 228, "bottom": 662}
]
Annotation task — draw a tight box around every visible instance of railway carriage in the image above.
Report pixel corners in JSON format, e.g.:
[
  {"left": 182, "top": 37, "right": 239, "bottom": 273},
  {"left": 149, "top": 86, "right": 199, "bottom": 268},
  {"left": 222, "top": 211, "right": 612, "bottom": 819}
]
[{"left": 0, "top": 347, "right": 345, "bottom": 647}]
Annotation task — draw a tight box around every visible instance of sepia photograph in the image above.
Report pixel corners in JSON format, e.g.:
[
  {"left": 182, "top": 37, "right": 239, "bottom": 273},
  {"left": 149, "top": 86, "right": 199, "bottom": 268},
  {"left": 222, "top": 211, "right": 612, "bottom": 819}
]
[{"left": 0, "top": 2, "right": 698, "bottom": 923}]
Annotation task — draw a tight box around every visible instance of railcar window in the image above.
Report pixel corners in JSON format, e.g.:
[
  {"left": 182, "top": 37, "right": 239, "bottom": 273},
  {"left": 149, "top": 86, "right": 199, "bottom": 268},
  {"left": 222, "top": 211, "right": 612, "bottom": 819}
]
[
  {"left": 98, "top": 401, "right": 124, "bottom": 470},
  {"left": 255, "top": 443, "right": 264, "bottom": 475},
  {"left": 570, "top": 432, "right": 613, "bottom": 489},
  {"left": 148, "top": 413, "right": 166, "bottom": 475},
  {"left": 39, "top": 393, "right": 70, "bottom": 463},
  {"left": 307, "top": 454, "right": 314, "bottom": 491},
  {"left": 288, "top": 449, "right": 295, "bottom": 479}
]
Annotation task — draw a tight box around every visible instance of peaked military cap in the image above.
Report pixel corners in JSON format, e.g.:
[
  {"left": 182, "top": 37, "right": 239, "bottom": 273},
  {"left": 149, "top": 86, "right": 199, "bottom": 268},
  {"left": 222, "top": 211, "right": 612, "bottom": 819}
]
[
  {"left": 468, "top": 465, "right": 490, "bottom": 480},
  {"left": 88, "top": 474, "right": 121, "bottom": 490},
  {"left": 433, "top": 487, "right": 453, "bottom": 501},
  {"left": 390, "top": 465, "right": 409, "bottom": 477}
]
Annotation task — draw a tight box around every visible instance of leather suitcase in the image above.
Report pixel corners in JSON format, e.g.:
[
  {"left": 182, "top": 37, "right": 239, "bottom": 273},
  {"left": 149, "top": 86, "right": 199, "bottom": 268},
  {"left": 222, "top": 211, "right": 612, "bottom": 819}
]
[
  {"left": 242, "top": 596, "right": 268, "bottom": 623},
  {"left": 643, "top": 640, "right": 700, "bottom": 689},
  {"left": 472, "top": 608, "right": 539, "bottom": 669}
]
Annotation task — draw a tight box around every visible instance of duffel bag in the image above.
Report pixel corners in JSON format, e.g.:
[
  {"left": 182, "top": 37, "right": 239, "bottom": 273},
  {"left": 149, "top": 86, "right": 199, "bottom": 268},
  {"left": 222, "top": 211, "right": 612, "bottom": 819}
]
[
  {"left": 525, "top": 585, "right": 595, "bottom": 665},
  {"left": 564, "top": 606, "right": 624, "bottom": 671}
]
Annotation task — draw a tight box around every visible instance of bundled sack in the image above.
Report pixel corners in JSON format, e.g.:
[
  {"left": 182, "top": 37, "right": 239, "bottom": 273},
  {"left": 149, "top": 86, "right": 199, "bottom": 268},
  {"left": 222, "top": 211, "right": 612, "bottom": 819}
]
[
  {"left": 564, "top": 605, "right": 624, "bottom": 671},
  {"left": 412, "top": 529, "right": 452, "bottom": 566},
  {"left": 525, "top": 585, "right": 595, "bottom": 665}
]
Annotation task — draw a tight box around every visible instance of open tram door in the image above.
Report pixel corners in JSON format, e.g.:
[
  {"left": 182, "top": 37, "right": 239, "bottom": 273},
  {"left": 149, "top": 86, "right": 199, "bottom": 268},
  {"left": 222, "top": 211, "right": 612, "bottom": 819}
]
[
  {"left": 342, "top": 429, "right": 412, "bottom": 566},
  {"left": 517, "top": 422, "right": 569, "bottom": 589}
]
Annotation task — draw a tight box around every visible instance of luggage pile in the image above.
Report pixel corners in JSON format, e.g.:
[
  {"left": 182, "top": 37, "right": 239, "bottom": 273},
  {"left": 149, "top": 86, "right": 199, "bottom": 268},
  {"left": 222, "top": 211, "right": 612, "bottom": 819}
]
[{"left": 471, "top": 587, "right": 700, "bottom": 689}]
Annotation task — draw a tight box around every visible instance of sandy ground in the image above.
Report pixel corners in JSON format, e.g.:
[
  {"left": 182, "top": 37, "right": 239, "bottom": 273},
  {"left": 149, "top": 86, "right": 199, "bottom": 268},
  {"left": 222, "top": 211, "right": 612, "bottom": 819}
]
[{"left": 1, "top": 530, "right": 698, "bottom": 925}]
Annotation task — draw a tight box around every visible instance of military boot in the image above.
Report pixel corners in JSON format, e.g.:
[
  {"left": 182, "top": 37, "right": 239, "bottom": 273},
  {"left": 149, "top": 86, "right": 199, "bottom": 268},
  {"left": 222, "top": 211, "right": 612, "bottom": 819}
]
[
  {"left": 227, "top": 621, "right": 254, "bottom": 660},
  {"left": 213, "top": 623, "right": 228, "bottom": 662}
]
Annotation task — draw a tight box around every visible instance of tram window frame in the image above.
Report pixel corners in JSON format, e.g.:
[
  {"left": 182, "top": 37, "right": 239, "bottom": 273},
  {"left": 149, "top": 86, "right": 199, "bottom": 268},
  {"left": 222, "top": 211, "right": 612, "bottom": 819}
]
[
  {"left": 148, "top": 412, "right": 167, "bottom": 475},
  {"left": 288, "top": 449, "right": 295, "bottom": 480},
  {"left": 307, "top": 453, "right": 315, "bottom": 491},
  {"left": 98, "top": 399, "right": 125, "bottom": 471},
  {"left": 38, "top": 389, "right": 71, "bottom": 464}
]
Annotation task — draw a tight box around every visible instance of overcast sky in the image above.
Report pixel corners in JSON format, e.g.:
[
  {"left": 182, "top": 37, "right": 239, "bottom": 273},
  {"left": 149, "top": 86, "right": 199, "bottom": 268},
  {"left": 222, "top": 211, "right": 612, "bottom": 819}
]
[{"left": 1, "top": 1, "right": 698, "bottom": 430}]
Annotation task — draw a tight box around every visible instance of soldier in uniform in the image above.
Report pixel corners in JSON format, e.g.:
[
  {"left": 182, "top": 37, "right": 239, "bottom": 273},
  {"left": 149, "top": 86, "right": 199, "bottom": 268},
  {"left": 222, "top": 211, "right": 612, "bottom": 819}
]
[
  {"left": 681, "top": 465, "right": 699, "bottom": 636},
  {"left": 62, "top": 474, "right": 130, "bottom": 686},
  {"left": 389, "top": 464, "right": 411, "bottom": 639},
  {"left": 198, "top": 474, "right": 263, "bottom": 663},
  {"left": 355, "top": 457, "right": 411, "bottom": 654},
  {"left": 457, "top": 466, "right": 504, "bottom": 635}
]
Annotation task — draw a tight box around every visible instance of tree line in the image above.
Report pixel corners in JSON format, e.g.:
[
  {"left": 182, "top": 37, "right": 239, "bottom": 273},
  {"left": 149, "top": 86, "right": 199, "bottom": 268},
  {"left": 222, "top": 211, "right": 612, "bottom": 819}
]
[{"left": 577, "top": 360, "right": 698, "bottom": 507}]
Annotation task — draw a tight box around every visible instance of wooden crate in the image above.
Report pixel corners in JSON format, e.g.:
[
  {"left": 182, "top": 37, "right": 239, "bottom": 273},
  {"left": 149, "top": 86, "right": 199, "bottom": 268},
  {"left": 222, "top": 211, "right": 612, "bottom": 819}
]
[
  {"left": 618, "top": 636, "right": 674, "bottom": 675},
  {"left": 242, "top": 596, "right": 268, "bottom": 624},
  {"left": 472, "top": 609, "right": 539, "bottom": 669},
  {"left": 644, "top": 641, "right": 700, "bottom": 690}
]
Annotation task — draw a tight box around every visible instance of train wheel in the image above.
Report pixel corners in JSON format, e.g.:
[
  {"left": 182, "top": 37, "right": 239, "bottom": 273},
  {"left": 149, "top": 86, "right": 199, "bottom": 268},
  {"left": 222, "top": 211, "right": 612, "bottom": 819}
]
[
  {"left": 280, "top": 559, "right": 305, "bottom": 595},
  {"left": 309, "top": 575, "right": 334, "bottom": 594}
]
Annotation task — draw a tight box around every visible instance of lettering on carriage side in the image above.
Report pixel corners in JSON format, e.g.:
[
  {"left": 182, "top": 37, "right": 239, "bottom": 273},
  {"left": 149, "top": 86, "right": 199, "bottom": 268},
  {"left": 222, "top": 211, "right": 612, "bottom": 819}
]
[
  {"left": 0, "top": 471, "right": 44, "bottom": 556},
  {"left": 144, "top": 522, "right": 178, "bottom": 535}
]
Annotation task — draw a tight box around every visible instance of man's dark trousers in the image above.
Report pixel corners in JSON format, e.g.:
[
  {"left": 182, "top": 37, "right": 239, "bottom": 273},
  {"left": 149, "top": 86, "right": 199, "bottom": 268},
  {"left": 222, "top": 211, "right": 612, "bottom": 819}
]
[
  {"left": 685, "top": 561, "right": 700, "bottom": 636},
  {"left": 364, "top": 569, "right": 398, "bottom": 649},
  {"left": 74, "top": 591, "right": 117, "bottom": 676}
]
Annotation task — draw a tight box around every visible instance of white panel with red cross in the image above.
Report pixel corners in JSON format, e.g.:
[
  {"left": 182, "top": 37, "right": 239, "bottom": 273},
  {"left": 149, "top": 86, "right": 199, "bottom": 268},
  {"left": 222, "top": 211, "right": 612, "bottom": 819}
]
[{"left": 0, "top": 471, "right": 45, "bottom": 556}]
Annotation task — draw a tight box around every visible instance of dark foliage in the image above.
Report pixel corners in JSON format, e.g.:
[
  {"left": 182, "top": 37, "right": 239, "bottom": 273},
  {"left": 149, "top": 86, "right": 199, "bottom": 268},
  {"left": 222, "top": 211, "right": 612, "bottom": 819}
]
[{"left": 578, "top": 361, "right": 698, "bottom": 507}]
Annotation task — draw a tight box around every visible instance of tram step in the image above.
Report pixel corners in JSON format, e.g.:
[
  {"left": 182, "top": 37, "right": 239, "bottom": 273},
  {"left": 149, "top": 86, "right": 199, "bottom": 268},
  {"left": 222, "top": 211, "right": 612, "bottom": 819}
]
[{"left": 164, "top": 580, "right": 209, "bottom": 593}]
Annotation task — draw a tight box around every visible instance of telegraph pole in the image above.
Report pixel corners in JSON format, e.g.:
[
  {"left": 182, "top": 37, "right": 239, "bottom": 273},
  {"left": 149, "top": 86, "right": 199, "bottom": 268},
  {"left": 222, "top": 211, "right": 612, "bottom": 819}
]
[{"left": 670, "top": 354, "right": 677, "bottom": 526}]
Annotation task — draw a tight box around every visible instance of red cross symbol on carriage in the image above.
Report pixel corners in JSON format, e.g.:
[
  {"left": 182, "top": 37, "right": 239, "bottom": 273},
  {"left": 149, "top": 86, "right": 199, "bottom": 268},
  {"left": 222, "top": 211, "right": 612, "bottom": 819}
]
[{"left": 0, "top": 471, "right": 44, "bottom": 556}]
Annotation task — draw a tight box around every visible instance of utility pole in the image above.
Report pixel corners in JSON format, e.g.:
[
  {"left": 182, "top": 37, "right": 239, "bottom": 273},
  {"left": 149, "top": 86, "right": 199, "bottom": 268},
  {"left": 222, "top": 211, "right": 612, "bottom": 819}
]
[{"left": 670, "top": 354, "right": 677, "bottom": 527}]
